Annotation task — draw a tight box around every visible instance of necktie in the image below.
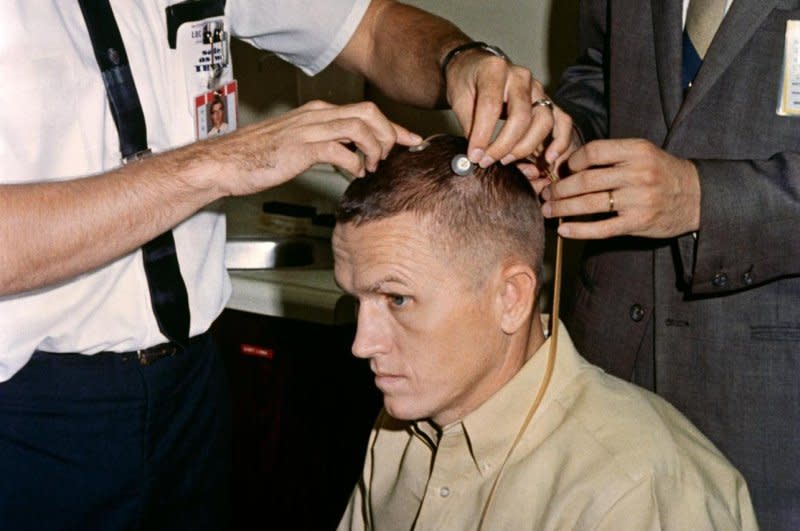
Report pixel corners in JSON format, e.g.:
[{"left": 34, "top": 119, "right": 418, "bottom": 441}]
[
  {"left": 682, "top": 0, "right": 727, "bottom": 88},
  {"left": 78, "top": 0, "right": 191, "bottom": 346}
]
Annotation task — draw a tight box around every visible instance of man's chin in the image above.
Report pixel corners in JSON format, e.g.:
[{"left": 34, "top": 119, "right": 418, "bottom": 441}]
[
  {"left": 383, "top": 396, "right": 431, "bottom": 423},
  {"left": 384, "top": 400, "right": 414, "bottom": 421}
]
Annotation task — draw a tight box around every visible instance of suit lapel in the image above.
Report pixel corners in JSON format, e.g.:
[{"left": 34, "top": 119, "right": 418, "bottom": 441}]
[
  {"left": 651, "top": 0, "right": 684, "bottom": 130},
  {"left": 668, "top": 0, "right": 780, "bottom": 139}
]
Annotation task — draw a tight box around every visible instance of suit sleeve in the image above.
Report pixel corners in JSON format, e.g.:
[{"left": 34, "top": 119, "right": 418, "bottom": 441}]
[
  {"left": 552, "top": 0, "right": 609, "bottom": 144},
  {"left": 677, "top": 153, "right": 800, "bottom": 294}
]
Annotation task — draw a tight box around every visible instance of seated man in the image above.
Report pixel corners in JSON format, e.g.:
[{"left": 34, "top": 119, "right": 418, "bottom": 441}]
[{"left": 332, "top": 135, "right": 758, "bottom": 530}]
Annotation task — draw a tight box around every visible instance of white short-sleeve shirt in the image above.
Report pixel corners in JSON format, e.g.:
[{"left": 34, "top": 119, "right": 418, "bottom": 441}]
[{"left": 0, "top": 0, "right": 370, "bottom": 381}]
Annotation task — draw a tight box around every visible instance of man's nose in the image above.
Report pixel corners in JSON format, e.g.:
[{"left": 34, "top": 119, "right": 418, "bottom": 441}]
[{"left": 351, "top": 303, "right": 390, "bottom": 359}]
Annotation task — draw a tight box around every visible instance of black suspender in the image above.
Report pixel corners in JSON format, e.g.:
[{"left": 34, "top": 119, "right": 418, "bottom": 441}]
[{"left": 77, "top": 0, "right": 191, "bottom": 346}]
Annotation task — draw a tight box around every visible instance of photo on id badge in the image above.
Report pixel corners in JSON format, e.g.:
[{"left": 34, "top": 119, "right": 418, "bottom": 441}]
[{"left": 195, "top": 81, "right": 238, "bottom": 139}]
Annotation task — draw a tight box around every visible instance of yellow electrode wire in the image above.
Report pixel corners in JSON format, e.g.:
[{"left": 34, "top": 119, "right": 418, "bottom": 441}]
[{"left": 476, "top": 167, "right": 562, "bottom": 530}]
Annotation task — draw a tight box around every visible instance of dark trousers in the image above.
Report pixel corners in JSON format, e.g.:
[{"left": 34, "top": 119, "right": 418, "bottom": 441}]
[{"left": 0, "top": 334, "right": 232, "bottom": 531}]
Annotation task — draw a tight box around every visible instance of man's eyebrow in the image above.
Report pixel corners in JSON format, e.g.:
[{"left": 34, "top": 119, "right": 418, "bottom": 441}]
[
  {"left": 333, "top": 273, "right": 410, "bottom": 294},
  {"left": 364, "top": 275, "right": 410, "bottom": 293}
]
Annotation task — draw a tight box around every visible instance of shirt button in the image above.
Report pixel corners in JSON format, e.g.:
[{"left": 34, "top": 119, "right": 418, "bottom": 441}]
[
  {"left": 712, "top": 272, "right": 729, "bottom": 288},
  {"left": 742, "top": 271, "right": 754, "bottom": 286},
  {"left": 439, "top": 486, "right": 450, "bottom": 498},
  {"left": 629, "top": 304, "right": 645, "bottom": 322}
]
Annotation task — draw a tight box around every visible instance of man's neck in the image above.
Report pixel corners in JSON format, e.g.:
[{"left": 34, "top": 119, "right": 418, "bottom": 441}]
[
  {"left": 523, "top": 310, "right": 547, "bottom": 363},
  {"left": 431, "top": 311, "right": 547, "bottom": 428}
]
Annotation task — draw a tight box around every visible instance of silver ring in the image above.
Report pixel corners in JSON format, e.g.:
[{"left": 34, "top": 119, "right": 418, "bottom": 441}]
[
  {"left": 532, "top": 98, "right": 554, "bottom": 110},
  {"left": 608, "top": 190, "right": 615, "bottom": 212}
]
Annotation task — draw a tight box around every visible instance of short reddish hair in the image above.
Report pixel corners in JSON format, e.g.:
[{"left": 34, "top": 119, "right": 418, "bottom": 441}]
[{"left": 336, "top": 135, "right": 545, "bottom": 285}]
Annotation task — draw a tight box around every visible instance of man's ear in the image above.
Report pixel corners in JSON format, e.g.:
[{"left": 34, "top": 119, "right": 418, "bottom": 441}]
[{"left": 497, "top": 262, "right": 537, "bottom": 335}]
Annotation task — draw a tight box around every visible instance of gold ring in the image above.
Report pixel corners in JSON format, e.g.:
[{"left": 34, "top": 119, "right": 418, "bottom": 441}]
[
  {"left": 532, "top": 98, "right": 554, "bottom": 110},
  {"left": 608, "top": 190, "right": 615, "bottom": 212}
]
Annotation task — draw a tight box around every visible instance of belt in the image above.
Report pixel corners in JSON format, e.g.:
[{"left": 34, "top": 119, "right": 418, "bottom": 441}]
[
  {"left": 124, "top": 333, "right": 210, "bottom": 366},
  {"left": 128, "top": 342, "right": 181, "bottom": 366},
  {"left": 33, "top": 334, "right": 208, "bottom": 367}
]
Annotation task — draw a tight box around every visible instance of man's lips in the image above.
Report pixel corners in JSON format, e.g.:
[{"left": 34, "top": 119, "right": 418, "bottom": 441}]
[{"left": 373, "top": 372, "right": 405, "bottom": 391}]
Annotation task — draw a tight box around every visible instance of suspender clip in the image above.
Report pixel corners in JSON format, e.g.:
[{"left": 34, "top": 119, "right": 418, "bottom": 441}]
[{"left": 122, "top": 148, "right": 153, "bottom": 165}]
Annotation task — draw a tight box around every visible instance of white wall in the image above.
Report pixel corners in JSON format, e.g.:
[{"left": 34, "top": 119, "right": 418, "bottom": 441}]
[
  {"left": 402, "top": 0, "right": 571, "bottom": 84},
  {"left": 234, "top": 0, "right": 579, "bottom": 133}
]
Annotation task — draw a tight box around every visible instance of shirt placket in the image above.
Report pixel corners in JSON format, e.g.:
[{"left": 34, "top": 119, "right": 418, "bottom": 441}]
[{"left": 414, "top": 424, "right": 477, "bottom": 530}]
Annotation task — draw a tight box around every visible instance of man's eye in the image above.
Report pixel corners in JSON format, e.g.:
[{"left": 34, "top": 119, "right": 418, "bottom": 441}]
[{"left": 387, "top": 294, "right": 409, "bottom": 308}]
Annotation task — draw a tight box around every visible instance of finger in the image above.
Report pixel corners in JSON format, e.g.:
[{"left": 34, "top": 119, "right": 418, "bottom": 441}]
[
  {"left": 530, "top": 177, "right": 551, "bottom": 195},
  {"left": 516, "top": 162, "right": 541, "bottom": 180},
  {"left": 541, "top": 190, "right": 617, "bottom": 219},
  {"left": 338, "top": 119, "right": 383, "bottom": 172},
  {"left": 310, "top": 101, "right": 398, "bottom": 162},
  {"left": 450, "top": 103, "right": 475, "bottom": 141},
  {"left": 302, "top": 118, "right": 383, "bottom": 172},
  {"left": 465, "top": 60, "right": 507, "bottom": 164},
  {"left": 551, "top": 127, "right": 581, "bottom": 176},
  {"left": 568, "top": 138, "right": 648, "bottom": 173},
  {"left": 341, "top": 101, "right": 400, "bottom": 161},
  {"left": 485, "top": 69, "right": 535, "bottom": 164},
  {"left": 309, "top": 141, "right": 365, "bottom": 178},
  {"left": 544, "top": 106, "right": 574, "bottom": 164},
  {"left": 497, "top": 107, "right": 554, "bottom": 167},
  {"left": 558, "top": 215, "right": 631, "bottom": 240},
  {"left": 391, "top": 122, "right": 423, "bottom": 147},
  {"left": 542, "top": 167, "right": 620, "bottom": 200}
]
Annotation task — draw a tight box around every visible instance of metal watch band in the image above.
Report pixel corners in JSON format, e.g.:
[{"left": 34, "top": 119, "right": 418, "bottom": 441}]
[{"left": 440, "top": 41, "right": 511, "bottom": 79}]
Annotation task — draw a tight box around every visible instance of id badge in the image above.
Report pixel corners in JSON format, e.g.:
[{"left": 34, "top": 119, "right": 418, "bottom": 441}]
[
  {"left": 195, "top": 81, "right": 238, "bottom": 140},
  {"left": 171, "top": 8, "right": 238, "bottom": 138},
  {"left": 777, "top": 20, "right": 800, "bottom": 116}
]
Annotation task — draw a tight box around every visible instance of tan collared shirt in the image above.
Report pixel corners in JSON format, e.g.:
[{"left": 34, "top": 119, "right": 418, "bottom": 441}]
[{"left": 338, "top": 325, "right": 758, "bottom": 530}]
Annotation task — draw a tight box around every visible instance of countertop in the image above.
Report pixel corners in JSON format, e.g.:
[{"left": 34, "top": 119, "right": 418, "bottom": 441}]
[
  {"left": 226, "top": 268, "right": 354, "bottom": 325},
  {"left": 224, "top": 165, "right": 355, "bottom": 325}
]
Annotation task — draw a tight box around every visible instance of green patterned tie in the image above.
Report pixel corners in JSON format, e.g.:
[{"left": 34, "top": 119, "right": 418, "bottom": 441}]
[{"left": 685, "top": 0, "right": 726, "bottom": 58}]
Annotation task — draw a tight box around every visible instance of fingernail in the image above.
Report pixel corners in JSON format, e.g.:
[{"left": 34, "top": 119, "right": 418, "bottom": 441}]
[
  {"left": 541, "top": 188, "right": 551, "bottom": 200},
  {"left": 469, "top": 148, "right": 484, "bottom": 163},
  {"left": 500, "top": 155, "right": 515, "bottom": 165},
  {"left": 409, "top": 133, "right": 423, "bottom": 144},
  {"left": 545, "top": 150, "right": 558, "bottom": 164},
  {"left": 558, "top": 225, "right": 571, "bottom": 238},
  {"left": 519, "top": 165, "right": 537, "bottom": 178},
  {"left": 479, "top": 155, "right": 495, "bottom": 168},
  {"left": 541, "top": 204, "right": 552, "bottom": 217}
]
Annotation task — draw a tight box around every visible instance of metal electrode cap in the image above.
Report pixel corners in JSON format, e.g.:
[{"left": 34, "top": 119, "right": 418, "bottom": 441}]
[{"left": 450, "top": 154, "right": 475, "bottom": 176}]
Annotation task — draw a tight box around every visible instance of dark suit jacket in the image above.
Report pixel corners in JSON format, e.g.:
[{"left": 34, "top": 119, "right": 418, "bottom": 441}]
[{"left": 554, "top": 1, "right": 800, "bottom": 529}]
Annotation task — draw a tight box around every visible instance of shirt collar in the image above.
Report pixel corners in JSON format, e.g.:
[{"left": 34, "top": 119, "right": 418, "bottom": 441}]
[{"left": 455, "top": 319, "right": 583, "bottom": 477}]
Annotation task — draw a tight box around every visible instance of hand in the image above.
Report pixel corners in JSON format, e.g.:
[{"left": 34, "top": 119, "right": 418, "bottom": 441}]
[
  {"left": 200, "top": 100, "right": 421, "bottom": 196},
  {"left": 444, "top": 51, "right": 573, "bottom": 171},
  {"left": 521, "top": 126, "right": 583, "bottom": 195},
  {"left": 540, "top": 139, "right": 701, "bottom": 239}
]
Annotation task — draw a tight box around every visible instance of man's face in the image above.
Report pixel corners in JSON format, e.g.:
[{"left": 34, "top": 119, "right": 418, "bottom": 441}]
[
  {"left": 333, "top": 213, "right": 512, "bottom": 427},
  {"left": 210, "top": 102, "right": 224, "bottom": 127}
]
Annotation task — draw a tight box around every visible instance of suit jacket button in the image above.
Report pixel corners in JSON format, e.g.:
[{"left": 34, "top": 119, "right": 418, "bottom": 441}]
[
  {"left": 629, "top": 304, "right": 645, "bottom": 322},
  {"left": 712, "top": 272, "right": 729, "bottom": 288},
  {"left": 742, "top": 271, "right": 754, "bottom": 285}
]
